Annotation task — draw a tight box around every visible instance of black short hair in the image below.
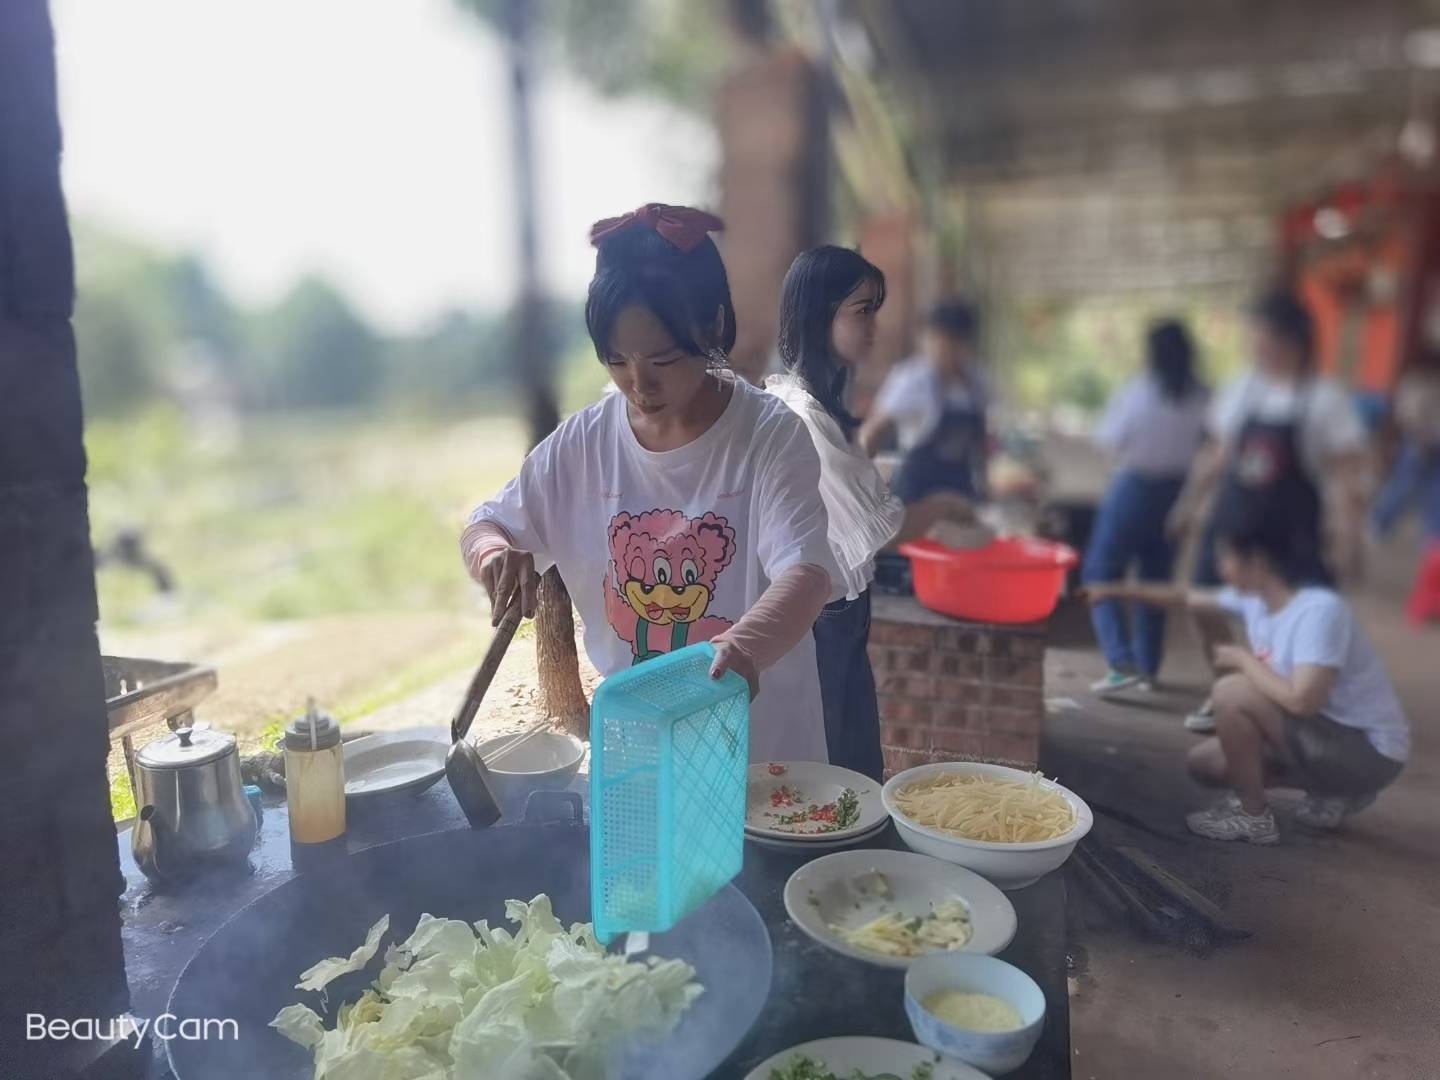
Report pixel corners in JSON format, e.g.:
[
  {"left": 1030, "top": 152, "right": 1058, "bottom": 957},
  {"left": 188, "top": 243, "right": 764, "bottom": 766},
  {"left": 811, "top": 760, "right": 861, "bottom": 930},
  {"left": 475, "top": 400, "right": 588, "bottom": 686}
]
[
  {"left": 1212, "top": 499, "right": 1320, "bottom": 587},
  {"left": 1250, "top": 289, "right": 1315, "bottom": 370},
  {"left": 927, "top": 299, "right": 979, "bottom": 342},
  {"left": 778, "top": 245, "right": 886, "bottom": 437},
  {"left": 584, "top": 224, "right": 737, "bottom": 365}
]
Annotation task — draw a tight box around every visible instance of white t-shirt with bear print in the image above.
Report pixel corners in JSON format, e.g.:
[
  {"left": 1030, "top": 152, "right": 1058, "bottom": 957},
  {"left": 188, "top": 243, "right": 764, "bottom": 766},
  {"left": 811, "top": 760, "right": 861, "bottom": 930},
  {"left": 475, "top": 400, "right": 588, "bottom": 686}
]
[{"left": 468, "top": 376, "right": 841, "bottom": 763}]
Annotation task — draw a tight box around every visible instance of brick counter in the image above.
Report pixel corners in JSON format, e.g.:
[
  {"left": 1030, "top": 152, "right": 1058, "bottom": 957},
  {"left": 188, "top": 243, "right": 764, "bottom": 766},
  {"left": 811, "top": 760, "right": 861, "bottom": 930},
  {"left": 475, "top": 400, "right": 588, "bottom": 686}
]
[{"left": 868, "top": 593, "right": 1047, "bottom": 776}]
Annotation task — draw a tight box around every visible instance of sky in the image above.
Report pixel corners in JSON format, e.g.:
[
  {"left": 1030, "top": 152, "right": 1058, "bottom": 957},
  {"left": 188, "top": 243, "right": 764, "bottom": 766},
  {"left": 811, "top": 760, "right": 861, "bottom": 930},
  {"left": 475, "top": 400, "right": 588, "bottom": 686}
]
[{"left": 51, "top": 0, "right": 718, "bottom": 331}]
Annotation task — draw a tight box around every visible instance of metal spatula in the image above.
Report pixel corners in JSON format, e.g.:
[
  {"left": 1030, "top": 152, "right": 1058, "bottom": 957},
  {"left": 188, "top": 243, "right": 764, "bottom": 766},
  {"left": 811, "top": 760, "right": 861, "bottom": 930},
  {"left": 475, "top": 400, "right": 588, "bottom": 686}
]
[{"left": 446, "top": 603, "right": 524, "bottom": 828}]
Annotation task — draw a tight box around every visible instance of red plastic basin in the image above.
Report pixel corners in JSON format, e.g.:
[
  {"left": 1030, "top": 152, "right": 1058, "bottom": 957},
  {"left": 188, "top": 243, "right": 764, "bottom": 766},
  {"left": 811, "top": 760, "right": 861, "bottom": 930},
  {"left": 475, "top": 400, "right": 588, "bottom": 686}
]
[{"left": 899, "top": 537, "right": 1079, "bottom": 624}]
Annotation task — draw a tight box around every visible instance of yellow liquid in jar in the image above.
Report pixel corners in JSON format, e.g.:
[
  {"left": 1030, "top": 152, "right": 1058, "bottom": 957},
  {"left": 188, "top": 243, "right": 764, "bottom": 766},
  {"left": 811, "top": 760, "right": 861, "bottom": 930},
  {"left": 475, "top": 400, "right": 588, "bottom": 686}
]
[{"left": 285, "top": 744, "right": 346, "bottom": 843}]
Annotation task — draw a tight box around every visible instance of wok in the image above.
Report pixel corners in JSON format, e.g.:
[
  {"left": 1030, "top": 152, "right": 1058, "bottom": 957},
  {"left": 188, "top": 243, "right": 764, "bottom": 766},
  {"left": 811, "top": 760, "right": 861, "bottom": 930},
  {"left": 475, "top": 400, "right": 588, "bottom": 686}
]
[{"left": 165, "top": 794, "right": 771, "bottom": 1080}]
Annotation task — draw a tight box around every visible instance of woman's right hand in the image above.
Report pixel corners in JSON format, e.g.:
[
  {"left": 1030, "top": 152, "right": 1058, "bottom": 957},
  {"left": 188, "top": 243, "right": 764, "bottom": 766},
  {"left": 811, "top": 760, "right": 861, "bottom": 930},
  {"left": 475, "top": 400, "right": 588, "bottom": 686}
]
[
  {"left": 478, "top": 547, "right": 540, "bottom": 626},
  {"left": 1164, "top": 501, "right": 1194, "bottom": 542},
  {"left": 925, "top": 491, "right": 978, "bottom": 525}
]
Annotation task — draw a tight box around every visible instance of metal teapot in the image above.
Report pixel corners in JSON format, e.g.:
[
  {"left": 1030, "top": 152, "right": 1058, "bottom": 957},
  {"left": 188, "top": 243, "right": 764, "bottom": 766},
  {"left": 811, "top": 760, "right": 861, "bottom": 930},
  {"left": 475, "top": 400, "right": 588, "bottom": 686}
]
[{"left": 132, "top": 725, "right": 256, "bottom": 885}]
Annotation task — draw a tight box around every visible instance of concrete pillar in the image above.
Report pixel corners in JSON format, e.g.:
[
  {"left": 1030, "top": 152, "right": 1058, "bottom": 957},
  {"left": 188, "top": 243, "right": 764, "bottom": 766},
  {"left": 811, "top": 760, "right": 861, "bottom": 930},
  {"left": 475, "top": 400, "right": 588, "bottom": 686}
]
[
  {"left": 0, "top": 1, "right": 133, "bottom": 1074},
  {"left": 852, "top": 211, "right": 917, "bottom": 414},
  {"left": 716, "top": 43, "right": 827, "bottom": 383}
]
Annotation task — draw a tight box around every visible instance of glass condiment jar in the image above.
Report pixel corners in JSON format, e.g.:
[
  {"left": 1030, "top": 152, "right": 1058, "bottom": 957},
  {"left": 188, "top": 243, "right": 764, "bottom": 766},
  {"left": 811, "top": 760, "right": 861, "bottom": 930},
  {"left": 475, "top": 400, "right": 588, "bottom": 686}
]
[{"left": 284, "top": 700, "right": 346, "bottom": 844}]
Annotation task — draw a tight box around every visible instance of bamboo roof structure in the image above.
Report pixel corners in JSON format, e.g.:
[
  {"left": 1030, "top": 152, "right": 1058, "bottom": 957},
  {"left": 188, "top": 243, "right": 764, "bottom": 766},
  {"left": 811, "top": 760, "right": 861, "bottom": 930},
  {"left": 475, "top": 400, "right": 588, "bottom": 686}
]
[{"left": 848, "top": 0, "right": 1440, "bottom": 293}]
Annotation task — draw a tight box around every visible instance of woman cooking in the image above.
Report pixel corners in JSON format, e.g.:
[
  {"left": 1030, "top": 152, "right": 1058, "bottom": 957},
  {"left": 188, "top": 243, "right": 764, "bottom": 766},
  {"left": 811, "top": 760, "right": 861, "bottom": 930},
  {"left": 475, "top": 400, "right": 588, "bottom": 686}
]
[
  {"left": 461, "top": 204, "right": 840, "bottom": 762},
  {"left": 859, "top": 300, "right": 991, "bottom": 503}
]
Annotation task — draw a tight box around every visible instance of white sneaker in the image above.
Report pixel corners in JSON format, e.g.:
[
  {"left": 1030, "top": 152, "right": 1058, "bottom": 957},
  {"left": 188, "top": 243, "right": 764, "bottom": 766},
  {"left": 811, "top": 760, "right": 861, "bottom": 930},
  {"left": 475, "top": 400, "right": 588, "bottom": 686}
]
[
  {"left": 1184, "top": 699, "right": 1216, "bottom": 734},
  {"left": 1186, "top": 799, "right": 1280, "bottom": 845},
  {"left": 1294, "top": 792, "right": 1377, "bottom": 830},
  {"left": 1090, "top": 670, "right": 1143, "bottom": 695}
]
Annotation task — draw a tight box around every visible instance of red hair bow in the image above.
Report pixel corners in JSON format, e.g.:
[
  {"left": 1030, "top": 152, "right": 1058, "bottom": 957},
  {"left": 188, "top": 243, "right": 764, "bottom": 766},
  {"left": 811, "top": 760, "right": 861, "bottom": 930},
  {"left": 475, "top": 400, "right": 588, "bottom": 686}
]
[{"left": 589, "top": 203, "right": 725, "bottom": 254}]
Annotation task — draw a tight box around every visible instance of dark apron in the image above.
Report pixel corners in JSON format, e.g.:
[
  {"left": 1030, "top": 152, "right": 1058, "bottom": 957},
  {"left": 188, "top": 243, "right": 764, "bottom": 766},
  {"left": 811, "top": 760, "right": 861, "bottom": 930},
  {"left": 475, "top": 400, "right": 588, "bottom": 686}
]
[
  {"left": 891, "top": 389, "right": 987, "bottom": 505},
  {"left": 633, "top": 617, "right": 691, "bottom": 664},
  {"left": 1207, "top": 383, "right": 1331, "bottom": 586}
]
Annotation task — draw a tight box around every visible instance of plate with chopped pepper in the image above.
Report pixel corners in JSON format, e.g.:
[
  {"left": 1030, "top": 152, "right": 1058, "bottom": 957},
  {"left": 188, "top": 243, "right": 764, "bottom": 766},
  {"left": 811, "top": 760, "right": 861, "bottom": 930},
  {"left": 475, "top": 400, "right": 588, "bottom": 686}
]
[{"left": 746, "top": 762, "right": 888, "bottom": 844}]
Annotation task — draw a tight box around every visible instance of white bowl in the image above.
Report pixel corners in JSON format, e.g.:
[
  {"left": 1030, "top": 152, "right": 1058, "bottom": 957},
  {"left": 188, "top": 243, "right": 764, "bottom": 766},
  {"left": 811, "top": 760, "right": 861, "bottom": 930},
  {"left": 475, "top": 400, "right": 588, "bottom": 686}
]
[
  {"left": 882, "top": 761, "right": 1093, "bottom": 890},
  {"left": 783, "top": 849, "right": 1016, "bottom": 970},
  {"left": 905, "top": 952, "right": 1046, "bottom": 1075},
  {"left": 474, "top": 731, "right": 586, "bottom": 816},
  {"left": 745, "top": 1036, "right": 988, "bottom": 1080}
]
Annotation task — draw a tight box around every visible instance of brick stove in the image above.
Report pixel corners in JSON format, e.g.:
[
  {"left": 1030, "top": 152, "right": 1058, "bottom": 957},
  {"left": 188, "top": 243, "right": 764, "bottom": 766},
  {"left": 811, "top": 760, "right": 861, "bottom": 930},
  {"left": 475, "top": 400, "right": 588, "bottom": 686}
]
[{"left": 868, "top": 593, "right": 1047, "bottom": 777}]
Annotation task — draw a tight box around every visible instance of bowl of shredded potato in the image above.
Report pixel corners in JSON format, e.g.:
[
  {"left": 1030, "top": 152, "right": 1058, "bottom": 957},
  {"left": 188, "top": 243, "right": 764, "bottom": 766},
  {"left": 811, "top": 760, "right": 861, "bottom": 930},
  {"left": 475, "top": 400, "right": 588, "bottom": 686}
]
[{"left": 881, "top": 762, "right": 1092, "bottom": 889}]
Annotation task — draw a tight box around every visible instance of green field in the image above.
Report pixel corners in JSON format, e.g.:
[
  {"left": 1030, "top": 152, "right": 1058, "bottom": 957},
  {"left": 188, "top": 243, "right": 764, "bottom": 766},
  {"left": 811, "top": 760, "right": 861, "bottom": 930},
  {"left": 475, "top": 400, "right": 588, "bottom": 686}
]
[{"left": 86, "top": 406, "right": 531, "bottom": 628}]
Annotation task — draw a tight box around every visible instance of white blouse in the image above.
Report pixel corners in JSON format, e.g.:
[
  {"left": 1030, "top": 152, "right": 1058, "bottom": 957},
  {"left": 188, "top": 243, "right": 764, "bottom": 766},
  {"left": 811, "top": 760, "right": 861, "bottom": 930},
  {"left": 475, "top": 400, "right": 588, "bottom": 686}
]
[{"left": 767, "top": 374, "right": 905, "bottom": 601}]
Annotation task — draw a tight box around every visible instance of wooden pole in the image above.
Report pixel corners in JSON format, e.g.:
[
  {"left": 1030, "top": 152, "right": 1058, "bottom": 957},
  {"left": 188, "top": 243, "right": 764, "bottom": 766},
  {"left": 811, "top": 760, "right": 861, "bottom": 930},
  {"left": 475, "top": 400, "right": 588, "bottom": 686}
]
[{"left": 503, "top": 0, "right": 589, "bottom": 736}]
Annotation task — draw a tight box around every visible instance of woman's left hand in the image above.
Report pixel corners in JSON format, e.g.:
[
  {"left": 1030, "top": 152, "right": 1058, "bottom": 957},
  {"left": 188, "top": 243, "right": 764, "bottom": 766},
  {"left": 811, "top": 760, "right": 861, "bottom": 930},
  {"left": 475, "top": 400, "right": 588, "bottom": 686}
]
[{"left": 709, "top": 638, "right": 760, "bottom": 700}]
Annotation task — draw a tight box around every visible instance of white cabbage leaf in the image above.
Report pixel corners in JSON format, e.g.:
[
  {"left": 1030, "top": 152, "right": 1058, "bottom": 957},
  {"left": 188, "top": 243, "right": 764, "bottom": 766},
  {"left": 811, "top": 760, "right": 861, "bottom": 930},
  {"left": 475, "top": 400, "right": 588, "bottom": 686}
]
[
  {"left": 296, "top": 915, "right": 392, "bottom": 992},
  {"left": 271, "top": 895, "right": 701, "bottom": 1080}
]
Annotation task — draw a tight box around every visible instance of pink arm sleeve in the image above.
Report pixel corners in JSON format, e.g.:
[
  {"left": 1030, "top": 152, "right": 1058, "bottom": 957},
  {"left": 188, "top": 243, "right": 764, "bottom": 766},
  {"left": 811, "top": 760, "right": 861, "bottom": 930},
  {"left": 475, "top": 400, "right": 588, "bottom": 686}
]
[
  {"left": 460, "top": 521, "right": 515, "bottom": 582},
  {"left": 712, "top": 563, "right": 831, "bottom": 673}
]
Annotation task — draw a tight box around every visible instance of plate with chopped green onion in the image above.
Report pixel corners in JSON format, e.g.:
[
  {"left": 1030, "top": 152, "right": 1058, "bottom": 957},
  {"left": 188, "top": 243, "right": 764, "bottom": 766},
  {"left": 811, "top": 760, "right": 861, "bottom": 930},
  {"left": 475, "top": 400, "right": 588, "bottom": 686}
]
[
  {"left": 747, "top": 762, "right": 887, "bottom": 843},
  {"left": 744, "top": 1036, "right": 987, "bottom": 1080}
]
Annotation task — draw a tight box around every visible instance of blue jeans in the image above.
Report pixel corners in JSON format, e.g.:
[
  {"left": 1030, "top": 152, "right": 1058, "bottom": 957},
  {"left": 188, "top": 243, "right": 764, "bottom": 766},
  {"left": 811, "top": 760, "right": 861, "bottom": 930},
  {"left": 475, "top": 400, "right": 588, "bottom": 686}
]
[
  {"left": 813, "top": 589, "right": 884, "bottom": 782},
  {"left": 1373, "top": 441, "right": 1440, "bottom": 541},
  {"left": 1082, "top": 472, "right": 1185, "bottom": 676}
]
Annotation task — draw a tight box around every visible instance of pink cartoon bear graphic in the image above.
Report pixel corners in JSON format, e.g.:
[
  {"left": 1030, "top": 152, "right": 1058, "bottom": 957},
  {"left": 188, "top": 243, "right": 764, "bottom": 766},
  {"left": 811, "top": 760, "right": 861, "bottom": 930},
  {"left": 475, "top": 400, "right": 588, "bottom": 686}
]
[{"left": 604, "top": 509, "right": 737, "bottom": 664}]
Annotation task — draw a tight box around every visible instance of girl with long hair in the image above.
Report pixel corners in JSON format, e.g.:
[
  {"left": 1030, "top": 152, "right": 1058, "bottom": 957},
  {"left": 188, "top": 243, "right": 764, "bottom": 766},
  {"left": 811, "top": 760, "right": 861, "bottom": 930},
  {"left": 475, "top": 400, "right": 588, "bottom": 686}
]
[
  {"left": 768, "top": 245, "right": 971, "bottom": 779},
  {"left": 1083, "top": 319, "right": 1209, "bottom": 694}
]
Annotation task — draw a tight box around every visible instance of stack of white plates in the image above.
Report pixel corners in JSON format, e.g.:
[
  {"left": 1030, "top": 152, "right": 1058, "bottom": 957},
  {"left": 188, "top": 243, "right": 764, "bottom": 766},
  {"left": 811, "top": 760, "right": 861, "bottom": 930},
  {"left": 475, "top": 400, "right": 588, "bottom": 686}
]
[{"left": 744, "top": 761, "right": 889, "bottom": 853}]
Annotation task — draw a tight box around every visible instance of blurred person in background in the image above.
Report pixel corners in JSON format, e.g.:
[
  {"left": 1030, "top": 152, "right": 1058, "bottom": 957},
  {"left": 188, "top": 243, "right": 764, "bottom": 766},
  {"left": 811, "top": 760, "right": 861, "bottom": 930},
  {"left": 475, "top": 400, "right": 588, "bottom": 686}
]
[
  {"left": 1085, "top": 502, "right": 1409, "bottom": 846},
  {"left": 1167, "top": 289, "right": 1369, "bottom": 733},
  {"left": 768, "top": 246, "right": 976, "bottom": 780},
  {"left": 463, "top": 204, "right": 841, "bottom": 763},
  {"left": 860, "top": 300, "right": 992, "bottom": 504},
  {"left": 1372, "top": 361, "right": 1440, "bottom": 624},
  {"left": 1083, "top": 319, "right": 1209, "bottom": 695}
]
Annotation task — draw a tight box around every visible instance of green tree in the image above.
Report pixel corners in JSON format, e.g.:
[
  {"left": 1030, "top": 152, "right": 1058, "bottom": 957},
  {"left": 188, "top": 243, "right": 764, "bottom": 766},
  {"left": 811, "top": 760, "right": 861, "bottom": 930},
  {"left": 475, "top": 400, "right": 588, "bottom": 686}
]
[
  {"left": 71, "top": 223, "right": 245, "bottom": 415},
  {"left": 74, "top": 289, "right": 156, "bottom": 416},
  {"left": 252, "top": 277, "right": 383, "bottom": 410},
  {"left": 457, "top": 0, "right": 729, "bottom": 109}
]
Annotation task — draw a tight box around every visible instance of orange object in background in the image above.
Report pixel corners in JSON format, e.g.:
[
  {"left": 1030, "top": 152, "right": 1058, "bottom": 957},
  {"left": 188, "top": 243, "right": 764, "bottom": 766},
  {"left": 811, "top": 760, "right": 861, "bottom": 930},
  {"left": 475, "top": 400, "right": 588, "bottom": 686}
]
[
  {"left": 1408, "top": 543, "right": 1440, "bottom": 627},
  {"left": 901, "top": 538, "right": 1078, "bottom": 624},
  {"left": 1284, "top": 168, "right": 1440, "bottom": 397}
]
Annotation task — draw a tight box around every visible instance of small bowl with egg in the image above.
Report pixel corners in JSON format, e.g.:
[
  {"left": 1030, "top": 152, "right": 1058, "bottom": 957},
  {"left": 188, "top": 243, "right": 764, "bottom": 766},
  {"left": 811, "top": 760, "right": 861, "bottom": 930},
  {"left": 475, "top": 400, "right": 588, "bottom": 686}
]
[{"left": 904, "top": 952, "right": 1046, "bottom": 1075}]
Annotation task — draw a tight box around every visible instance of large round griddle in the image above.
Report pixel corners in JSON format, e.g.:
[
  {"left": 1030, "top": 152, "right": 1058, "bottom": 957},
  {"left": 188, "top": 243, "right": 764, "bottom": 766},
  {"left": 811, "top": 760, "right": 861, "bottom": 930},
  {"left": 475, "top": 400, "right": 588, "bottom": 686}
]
[{"left": 164, "top": 817, "right": 771, "bottom": 1080}]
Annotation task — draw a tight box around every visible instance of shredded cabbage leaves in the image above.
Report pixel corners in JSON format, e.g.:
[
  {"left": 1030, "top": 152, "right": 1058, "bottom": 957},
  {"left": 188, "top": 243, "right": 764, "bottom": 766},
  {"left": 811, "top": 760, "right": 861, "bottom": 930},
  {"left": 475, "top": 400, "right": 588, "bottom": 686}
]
[
  {"left": 296, "top": 914, "right": 391, "bottom": 993},
  {"left": 270, "top": 896, "right": 702, "bottom": 1080}
]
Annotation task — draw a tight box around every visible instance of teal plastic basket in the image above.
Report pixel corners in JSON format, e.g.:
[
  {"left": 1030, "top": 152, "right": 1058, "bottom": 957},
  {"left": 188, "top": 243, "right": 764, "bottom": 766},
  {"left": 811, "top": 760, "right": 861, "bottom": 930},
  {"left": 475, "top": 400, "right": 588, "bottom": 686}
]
[{"left": 589, "top": 642, "right": 749, "bottom": 945}]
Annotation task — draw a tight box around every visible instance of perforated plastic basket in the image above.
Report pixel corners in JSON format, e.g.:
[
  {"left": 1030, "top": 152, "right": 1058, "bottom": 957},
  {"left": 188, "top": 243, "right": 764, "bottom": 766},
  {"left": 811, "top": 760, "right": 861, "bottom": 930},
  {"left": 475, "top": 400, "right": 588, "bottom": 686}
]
[{"left": 589, "top": 642, "right": 749, "bottom": 944}]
